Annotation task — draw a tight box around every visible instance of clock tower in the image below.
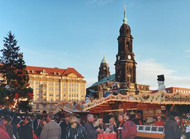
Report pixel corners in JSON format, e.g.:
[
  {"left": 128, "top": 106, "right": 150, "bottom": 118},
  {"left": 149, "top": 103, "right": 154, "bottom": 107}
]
[
  {"left": 98, "top": 56, "right": 110, "bottom": 81},
  {"left": 115, "top": 8, "right": 137, "bottom": 87}
]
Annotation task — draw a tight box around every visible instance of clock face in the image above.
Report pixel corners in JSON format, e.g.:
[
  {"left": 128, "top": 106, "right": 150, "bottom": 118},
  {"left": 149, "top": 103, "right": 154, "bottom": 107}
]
[
  {"left": 128, "top": 55, "right": 131, "bottom": 59},
  {"left": 103, "top": 67, "right": 107, "bottom": 70}
]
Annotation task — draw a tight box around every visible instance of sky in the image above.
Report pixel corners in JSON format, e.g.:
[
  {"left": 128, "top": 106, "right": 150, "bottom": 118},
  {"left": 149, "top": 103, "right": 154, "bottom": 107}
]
[{"left": 0, "top": 0, "right": 190, "bottom": 89}]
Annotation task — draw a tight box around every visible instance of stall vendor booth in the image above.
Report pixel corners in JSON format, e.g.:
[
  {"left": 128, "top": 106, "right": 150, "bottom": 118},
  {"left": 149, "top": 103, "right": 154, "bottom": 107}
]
[{"left": 83, "top": 90, "right": 190, "bottom": 139}]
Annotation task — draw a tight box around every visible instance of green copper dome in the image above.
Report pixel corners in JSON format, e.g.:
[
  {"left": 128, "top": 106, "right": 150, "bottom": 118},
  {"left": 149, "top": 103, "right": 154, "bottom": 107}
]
[{"left": 101, "top": 56, "right": 107, "bottom": 64}]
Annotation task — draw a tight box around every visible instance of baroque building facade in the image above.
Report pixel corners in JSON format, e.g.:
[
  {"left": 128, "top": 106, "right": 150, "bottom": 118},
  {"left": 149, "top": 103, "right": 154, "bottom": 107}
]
[{"left": 26, "top": 66, "right": 86, "bottom": 112}]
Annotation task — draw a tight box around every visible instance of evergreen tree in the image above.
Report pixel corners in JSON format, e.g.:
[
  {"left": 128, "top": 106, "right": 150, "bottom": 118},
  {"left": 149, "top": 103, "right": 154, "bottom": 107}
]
[
  {"left": 0, "top": 32, "right": 20, "bottom": 86},
  {"left": 13, "top": 53, "right": 30, "bottom": 89},
  {"left": 0, "top": 32, "right": 33, "bottom": 113}
]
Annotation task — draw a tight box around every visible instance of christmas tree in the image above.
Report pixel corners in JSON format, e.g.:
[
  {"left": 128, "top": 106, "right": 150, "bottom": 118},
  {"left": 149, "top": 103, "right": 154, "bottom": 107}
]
[
  {"left": 0, "top": 32, "right": 33, "bottom": 113},
  {"left": 13, "top": 53, "right": 30, "bottom": 89},
  {"left": 0, "top": 32, "right": 20, "bottom": 85}
]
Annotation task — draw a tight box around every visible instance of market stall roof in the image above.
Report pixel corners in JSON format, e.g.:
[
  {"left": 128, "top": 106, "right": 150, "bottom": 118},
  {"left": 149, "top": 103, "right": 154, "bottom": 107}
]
[
  {"left": 55, "top": 100, "right": 85, "bottom": 113},
  {"left": 84, "top": 90, "right": 190, "bottom": 112}
]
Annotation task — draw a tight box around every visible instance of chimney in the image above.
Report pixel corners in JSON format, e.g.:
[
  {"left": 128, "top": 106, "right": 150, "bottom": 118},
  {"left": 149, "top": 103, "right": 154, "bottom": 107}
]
[{"left": 157, "top": 75, "right": 166, "bottom": 92}]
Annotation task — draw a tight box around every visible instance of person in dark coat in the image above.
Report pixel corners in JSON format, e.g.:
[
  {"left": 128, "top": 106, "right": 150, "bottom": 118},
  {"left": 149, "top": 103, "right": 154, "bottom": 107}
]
[
  {"left": 132, "top": 114, "right": 142, "bottom": 125},
  {"left": 66, "top": 116, "right": 86, "bottom": 139},
  {"left": 18, "top": 116, "right": 33, "bottom": 139},
  {"left": 35, "top": 118, "right": 47, "bottom": 138},
  {"left": 84, "top": 114, "right": 101, "bottom": 139},
  {"left": 164, "top": 112, "right": 181, "bottom": 139},
  {"left": 117, "top": 113, "right": 125, "bottom": 139},
  {"left": 34, "top": 116, "right": 42, "bottom": 136},
  {"left": 60, "top": 114, "right": 70, "bottom": 139},
  {"left": 11, "top": 116, "right": 21, "bottom": 139},
  {"left": 2, "top": 116, "right": 13, "bottom": 139}
]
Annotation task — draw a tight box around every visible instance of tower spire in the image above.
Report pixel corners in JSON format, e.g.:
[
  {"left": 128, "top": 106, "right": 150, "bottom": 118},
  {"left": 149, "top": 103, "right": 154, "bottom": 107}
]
[
  {"left": 123, "top": 4, "right": 127, "bottom": 24},
  {"left": 101, "top": 56, "right": 107, "bottom": 64},
  {"left": 98, "top": 56, "right": 110, "bottom": 81}
]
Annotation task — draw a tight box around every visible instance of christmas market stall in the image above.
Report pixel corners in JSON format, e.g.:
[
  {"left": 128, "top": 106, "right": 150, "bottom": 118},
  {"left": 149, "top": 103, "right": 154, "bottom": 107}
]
[
  {"left": 83, "top": 90, "right": 190, "bottom": 139},
  {"left": 54, "top": 100, "right": 89, "bottom": 121},
  {"left": 84, "top": 90, "right": 190, "bottom": 113}
]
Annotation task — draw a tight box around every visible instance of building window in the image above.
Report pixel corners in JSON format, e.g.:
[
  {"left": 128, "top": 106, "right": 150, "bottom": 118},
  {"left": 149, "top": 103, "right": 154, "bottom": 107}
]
[
  {"left": 49, "top": 87, "right": 53, "bottom": 91},
  {"left": 36, "top": 104, "right": 39, "bottom": 109},
  {"left": 36, "top": 81, "right": 40, "bottom": 84},
  {"left": 49, "top": 93, "right": 53, "bottom": 96},
  {"left": 42, "top": 81, "right": 46, "bottom": 84},
  {"left": 56, "top": 88, "right": 59, "bottom": 91},
  {"left": 43, "top": 104, "right": 46, "bottom": 108},
  {"left": 49, "top": 82, "right": 53, "bottom": 85},
  {"left": 50, "top": 104, "right": 53, "bottom": 108},
  {"left": 50, "top": 99, "right": 53, "bottom": 102}
]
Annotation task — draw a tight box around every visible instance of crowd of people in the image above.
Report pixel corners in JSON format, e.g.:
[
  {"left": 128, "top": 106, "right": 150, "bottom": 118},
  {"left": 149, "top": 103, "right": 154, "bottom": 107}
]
[
  {"left": 0, "top": 111, "right": 190, "bottom": 139},
  {"left": 0, "top": 112, "right": 137, "bottom": 139}
]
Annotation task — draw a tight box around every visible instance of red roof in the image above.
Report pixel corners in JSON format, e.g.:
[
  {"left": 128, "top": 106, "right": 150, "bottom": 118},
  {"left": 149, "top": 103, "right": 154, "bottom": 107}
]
[
  {"left": 26, "top": 66, "right": 84, "bottom": 78},
  {"left": 150, "top": 90, "right": 158, "bottom": 94},
  {"left": 151, "top": 87, "right": 190, "bottom": 94}
]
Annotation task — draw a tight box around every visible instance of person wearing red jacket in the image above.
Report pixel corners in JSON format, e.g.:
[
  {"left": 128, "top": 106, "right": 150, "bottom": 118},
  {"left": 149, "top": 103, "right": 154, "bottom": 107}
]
[
  {"left": 122, "top": 113, "right": 137, "bottom": 139},
  {"left": 154, "top": 116, "right": 165, "bottom": 126},
  {"left": 0, "top": 125, "right": 10, "bottom": 139}
]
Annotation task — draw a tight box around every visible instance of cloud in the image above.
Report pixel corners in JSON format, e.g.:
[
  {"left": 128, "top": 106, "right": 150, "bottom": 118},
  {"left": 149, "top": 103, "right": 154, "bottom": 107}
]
[
  {"left": 185, "top": 50, "right": 190, "bottom": 53},
  {"left": 185, "top": 50, "right": 190, "bottom": 57},
  {"left": 137, "top": 59, "right": 190, "bottom": 89},
  {"left": 87, "top": 0, "right": 115, "bottom": 6},
  {"left": 86, "top": 58, "right": 190, "bottom": 90}
]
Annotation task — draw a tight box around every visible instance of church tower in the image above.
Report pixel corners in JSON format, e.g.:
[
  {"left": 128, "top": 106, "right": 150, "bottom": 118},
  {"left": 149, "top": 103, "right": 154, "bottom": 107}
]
[
  {"left": 115, "top": 8, "right": 137, "bottom": 88},
  {"left": 98, "top": 56, "right": 110, "bottom": 81}
]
